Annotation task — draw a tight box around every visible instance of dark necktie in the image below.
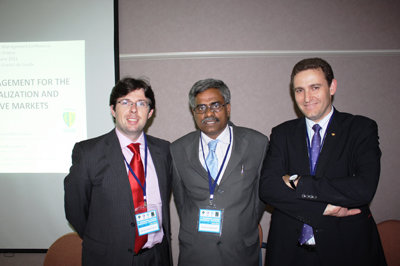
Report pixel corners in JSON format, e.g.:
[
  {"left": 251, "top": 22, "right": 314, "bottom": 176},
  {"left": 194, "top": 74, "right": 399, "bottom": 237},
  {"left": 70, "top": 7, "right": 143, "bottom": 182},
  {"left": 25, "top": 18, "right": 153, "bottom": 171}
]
[
  {"left": 310, "top": 124, "right": 322, "bottom": 175},
  {"left": 127, "top": 143, "right": 148, "bottom": 253},
  {"left": 205, "top": 140, "right": 218, "bottom": 179},
  {"left": 299, "top": 124, "right": 321, "bottom": 245}
]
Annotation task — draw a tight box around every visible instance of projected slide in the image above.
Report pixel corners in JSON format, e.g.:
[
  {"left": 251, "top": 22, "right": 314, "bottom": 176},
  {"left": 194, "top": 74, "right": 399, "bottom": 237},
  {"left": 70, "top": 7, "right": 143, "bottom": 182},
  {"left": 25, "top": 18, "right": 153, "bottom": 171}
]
[{"left": 0, "top": 41, "right": 86, "bottom": 173}]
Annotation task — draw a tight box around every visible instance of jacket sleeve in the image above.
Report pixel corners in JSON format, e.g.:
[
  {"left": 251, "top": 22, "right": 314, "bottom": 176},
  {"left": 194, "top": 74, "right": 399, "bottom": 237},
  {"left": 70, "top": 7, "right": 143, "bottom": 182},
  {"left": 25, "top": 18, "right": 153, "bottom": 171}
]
[
  {"left": 170, "top": 144, "right": 185, "bottom": 221},
  {"left": 256, "top": 136, "right": 269, "bottom": 222},
  {"left": 64, "top": 142, "right": 91, "bottom": 237},
  {"left": 259, "top": 125, "right": 326, "bottom": 227}
]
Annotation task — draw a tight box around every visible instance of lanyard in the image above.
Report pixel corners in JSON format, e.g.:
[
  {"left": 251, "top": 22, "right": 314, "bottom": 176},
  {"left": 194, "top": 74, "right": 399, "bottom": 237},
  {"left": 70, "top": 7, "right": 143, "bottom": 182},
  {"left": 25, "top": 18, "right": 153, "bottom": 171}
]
[
  {"left": 124, "top": 133, "right": 148, "bottom": 200},
  {"left": 200, "top": 127, "right": 232, "bottom": 205},
  {"left": 306, "top": 114, "right": 333, "bottom": 175}
]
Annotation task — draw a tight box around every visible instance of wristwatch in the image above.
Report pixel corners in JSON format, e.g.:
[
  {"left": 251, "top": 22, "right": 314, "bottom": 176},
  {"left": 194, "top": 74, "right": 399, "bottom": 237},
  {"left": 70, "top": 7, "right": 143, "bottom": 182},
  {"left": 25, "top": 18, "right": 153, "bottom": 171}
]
[{"left": 289, "top": 174, "right": 299, "bottom": 190}]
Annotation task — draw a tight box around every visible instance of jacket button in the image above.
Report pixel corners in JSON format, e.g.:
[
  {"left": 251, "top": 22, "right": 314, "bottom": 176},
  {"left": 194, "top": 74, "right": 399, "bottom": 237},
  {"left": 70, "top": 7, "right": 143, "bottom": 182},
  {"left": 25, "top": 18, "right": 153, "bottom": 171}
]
[
  {"left": 128, "top": 248, "right": 133, "bottom": 253},
  {"left": 131, "top": 222, "right": 135, "bottom": 227}
]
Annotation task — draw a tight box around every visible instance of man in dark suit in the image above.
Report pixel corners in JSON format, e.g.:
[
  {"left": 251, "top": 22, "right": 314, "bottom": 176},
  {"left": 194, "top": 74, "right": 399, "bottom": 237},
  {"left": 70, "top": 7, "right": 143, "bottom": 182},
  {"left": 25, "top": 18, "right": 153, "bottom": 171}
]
[
  {"left": 259, "top": 58, "right": 386, "bottom": 266},
  {"left": 64, "top": 78, "right": 172, "bottom": 266},
  {"left": 171, "top": 78, "right": 269, "bottom": 266}
]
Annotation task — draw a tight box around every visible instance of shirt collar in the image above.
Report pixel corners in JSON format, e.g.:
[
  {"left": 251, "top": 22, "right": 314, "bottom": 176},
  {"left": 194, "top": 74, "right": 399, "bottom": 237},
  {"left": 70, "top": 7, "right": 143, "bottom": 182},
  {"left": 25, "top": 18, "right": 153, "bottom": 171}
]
[
  {"left": 200, "top": 124, "right": 231, "bottom": 145},
  {"left": 305, "top": 106, "right": 334, "bottom": 131},
  {"left": 115, "top": 128, "right": 145, "bottom": 149}
]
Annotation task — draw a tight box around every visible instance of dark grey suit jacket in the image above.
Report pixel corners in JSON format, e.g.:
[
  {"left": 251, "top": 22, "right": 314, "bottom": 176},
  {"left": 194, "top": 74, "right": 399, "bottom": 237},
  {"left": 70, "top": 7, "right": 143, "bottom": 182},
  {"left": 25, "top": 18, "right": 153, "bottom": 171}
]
[
  {"left": 260, "top": 109, "right": 386, "bottom": 266},
  {"left": 171, "top": 125, "right": 268, "bottom": 266},
  {"left": 64, "top": 129, "right": 172, "bottom": 266}
]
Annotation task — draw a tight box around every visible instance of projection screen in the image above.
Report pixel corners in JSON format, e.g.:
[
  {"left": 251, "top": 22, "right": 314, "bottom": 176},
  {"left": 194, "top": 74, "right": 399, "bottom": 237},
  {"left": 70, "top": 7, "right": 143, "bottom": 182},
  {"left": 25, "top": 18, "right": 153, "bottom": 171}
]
[{"left": 0, "top": 0, "right": 117, "bottom": 249}]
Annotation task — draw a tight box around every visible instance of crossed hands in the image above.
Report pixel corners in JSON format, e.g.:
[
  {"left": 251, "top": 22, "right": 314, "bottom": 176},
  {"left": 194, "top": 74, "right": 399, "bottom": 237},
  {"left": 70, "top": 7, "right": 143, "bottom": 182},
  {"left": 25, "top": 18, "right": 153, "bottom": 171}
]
[{"left": 282, "top": 175, "right": 361, "bottom": 217}]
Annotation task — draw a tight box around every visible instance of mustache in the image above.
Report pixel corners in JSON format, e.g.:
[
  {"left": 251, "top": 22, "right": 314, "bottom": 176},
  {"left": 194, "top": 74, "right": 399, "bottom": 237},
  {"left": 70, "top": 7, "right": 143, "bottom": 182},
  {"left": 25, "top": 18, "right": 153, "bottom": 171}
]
[{"left": 202, "top": 116, "right": 219, "bottom": 124}]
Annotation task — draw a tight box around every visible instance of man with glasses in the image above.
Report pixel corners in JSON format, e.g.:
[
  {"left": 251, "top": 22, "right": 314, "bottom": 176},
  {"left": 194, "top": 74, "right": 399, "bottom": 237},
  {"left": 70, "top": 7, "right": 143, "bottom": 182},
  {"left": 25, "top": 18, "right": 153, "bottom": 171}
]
[
  {"left": 64, "top": 77, "right": 172, "bottom": 266},
  {"left": 171, "top": 78, "right": 269, "bottom": 266}
]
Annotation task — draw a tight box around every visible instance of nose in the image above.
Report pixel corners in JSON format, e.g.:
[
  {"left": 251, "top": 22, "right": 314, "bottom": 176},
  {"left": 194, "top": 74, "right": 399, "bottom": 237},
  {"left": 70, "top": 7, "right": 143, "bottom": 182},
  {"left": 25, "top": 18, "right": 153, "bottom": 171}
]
[
  {"left": 304, "top": 90, "right": 310, "bottom": 103},
  {"left": 204, "top": 106, "right": 214, "bottom": 116},
  {"left": 129, "top": 103, "right": 138, "bottom": 113}
]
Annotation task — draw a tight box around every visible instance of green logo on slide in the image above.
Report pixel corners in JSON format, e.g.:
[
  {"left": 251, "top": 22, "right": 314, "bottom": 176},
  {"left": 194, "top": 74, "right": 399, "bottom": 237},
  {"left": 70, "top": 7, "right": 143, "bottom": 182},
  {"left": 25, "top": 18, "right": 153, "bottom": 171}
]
[{"left": 63, "top": 112, "right": 76, "bottom": 127}]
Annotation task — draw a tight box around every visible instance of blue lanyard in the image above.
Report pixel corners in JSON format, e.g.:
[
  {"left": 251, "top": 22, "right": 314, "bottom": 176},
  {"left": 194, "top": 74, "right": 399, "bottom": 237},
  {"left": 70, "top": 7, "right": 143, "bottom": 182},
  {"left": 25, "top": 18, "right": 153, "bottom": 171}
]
[
  {"left": 124, "top": 133, "right": 148, "bottom": 200},
  {"left": 200, "top": 127, "right": 232, "bottom": 204},
  {"left": 306, "top": 114, "right": 333, "bottom": 175}
]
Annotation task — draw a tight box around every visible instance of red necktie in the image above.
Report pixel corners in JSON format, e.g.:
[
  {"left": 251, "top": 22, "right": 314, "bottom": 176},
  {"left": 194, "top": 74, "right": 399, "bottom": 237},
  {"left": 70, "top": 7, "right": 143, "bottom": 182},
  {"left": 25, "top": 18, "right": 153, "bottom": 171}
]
[{"left": 127, "top": 143, "right": 148, "bottom": 253}]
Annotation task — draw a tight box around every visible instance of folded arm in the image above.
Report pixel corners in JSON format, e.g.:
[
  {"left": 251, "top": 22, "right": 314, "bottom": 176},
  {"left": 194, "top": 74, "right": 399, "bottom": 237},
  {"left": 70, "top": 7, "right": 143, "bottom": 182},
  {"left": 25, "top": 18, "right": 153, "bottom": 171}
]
[
  {"left": 282, "top": 174, "right": 361, "bottom": 217},
  {"left": 259, "top": 118, "right": 380, "bottom": 223}
]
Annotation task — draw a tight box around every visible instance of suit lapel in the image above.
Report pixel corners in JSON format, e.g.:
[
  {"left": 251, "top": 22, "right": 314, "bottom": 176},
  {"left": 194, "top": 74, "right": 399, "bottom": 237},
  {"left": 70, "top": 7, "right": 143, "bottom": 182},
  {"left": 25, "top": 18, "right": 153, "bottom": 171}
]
[
  {"left": 290, "top": 118, "right": 312, "bottom": 175},
  {"left": 186, "top": 131, "right": 210, "bottom": 181},
  {"left": 220, "top": 126, "right": 246, "bottom": 184},
  {"left": 315, "top": 110, "right": 341, "bottom": 177},
  {"left": 104, "top": 130, "right": 136, "bottom": 220},
  {"left": 288, "top": 112, "right": 342, "bottom": 177}
]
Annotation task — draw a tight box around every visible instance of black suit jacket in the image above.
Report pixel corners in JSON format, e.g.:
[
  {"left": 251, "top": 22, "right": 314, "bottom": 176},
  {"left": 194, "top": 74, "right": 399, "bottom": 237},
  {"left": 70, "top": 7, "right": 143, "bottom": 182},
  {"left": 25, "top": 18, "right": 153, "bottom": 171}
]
[
  {"left": 260, "top": 109, "right": 386, "bottom": 266},
  {"left": 64, "top": 129, "right": 172, "bottom": 266}
]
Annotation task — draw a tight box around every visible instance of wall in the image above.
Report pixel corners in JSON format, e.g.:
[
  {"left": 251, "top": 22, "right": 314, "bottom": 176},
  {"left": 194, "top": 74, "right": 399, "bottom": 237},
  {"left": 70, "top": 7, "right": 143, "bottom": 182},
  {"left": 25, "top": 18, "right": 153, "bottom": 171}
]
[{"left": 118, "top": 0, "right": 400, "bottom": 264}]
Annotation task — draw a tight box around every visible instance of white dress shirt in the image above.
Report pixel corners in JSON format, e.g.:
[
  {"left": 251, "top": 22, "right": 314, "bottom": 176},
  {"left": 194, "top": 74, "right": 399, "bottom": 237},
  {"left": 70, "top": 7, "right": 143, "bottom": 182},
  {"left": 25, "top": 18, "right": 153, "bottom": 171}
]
[
  {"left": 305, "top": 106, "right": 334, "bottom": 147},
  {"left": 199, "top": 125, "right": 233, "bottom": 185}
]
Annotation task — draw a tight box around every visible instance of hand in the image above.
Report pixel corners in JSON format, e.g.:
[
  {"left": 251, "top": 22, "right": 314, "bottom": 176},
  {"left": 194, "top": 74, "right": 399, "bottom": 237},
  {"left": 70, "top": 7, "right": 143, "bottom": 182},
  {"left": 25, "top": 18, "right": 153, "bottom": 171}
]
[
  {"left": 323, "top": 204, "right": 361, "bottom": 217},
  {"left": 282, "top": 174, "right": 299, "bottom": 189},
  {"left": 282, "top": 175, "right": 291, "bottom": 188}
]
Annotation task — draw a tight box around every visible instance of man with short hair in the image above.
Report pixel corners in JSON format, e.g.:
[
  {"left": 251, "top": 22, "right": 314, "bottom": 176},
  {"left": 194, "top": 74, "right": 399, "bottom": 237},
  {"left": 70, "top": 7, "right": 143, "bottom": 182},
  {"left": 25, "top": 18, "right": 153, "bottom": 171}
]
[
  {"left": 260, "top": 58, "right": 386, "bottom": 266},
  {"left": 171, "top": 78, "right": 269, "bottom": 266},
  {"left": 64, "top": 77, "right": 172, "bottom": 266}
]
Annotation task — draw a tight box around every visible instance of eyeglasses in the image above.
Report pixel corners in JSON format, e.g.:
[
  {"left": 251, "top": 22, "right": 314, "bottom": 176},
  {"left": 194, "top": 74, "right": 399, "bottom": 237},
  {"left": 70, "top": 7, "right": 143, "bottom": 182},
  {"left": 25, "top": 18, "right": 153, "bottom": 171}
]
[
  {"left": 193, "top": 102, "right": 228, "bottom": 114},
  {"left": 117, "top": 99, "right": 150, "bottom": 109}
]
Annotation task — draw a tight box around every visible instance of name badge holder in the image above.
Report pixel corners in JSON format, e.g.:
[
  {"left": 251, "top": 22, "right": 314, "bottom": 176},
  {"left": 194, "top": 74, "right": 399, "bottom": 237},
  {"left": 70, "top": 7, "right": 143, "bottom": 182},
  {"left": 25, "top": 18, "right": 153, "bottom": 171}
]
[
  {"left": 135, "top": 205, "right": 160, "bottom": 236},
  {"left": 197, "top": 128, "right": 231, "bottom": 236},
  {"left": 198, "top": 207, "right": 224, "bottom": 236}
]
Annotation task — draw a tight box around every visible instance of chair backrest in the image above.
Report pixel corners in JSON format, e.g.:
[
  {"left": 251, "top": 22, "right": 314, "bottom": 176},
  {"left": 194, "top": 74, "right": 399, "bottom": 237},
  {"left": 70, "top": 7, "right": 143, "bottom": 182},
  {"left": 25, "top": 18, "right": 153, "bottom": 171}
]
[
  {"left": 43, "top": 232, "right": 82, "bottom": 266},
  {"left": 377, "top": 219, "right": 400, "bottom": 266},
  {"left": 258, "top": 224, "right": 267, "bottom": 266}
]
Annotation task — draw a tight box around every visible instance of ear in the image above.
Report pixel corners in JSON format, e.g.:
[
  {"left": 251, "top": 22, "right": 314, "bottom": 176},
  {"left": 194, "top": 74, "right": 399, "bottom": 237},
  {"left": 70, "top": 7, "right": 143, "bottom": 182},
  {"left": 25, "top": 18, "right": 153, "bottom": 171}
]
[
  {"left": 110, "top": 105, "right": 116, "bottom": 118},
  {"left": 147, "top": 109, "right": 154, "bottom": 119},
  {"left": 226, "top": 103, "right": 231, "bottom": 117},
  {"left": 329, "top": 79, "right": 337, "bottom": 96}
]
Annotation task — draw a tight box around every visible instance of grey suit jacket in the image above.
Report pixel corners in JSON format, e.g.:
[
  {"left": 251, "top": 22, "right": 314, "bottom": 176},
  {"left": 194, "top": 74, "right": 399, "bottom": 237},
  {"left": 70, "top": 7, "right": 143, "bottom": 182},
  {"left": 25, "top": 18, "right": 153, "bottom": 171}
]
[
  {"left": 171, "top": 124, "right": 268, "bottom": 266},
  {"left": 64, "top": 129, "right": 172, "bottom": 266}
]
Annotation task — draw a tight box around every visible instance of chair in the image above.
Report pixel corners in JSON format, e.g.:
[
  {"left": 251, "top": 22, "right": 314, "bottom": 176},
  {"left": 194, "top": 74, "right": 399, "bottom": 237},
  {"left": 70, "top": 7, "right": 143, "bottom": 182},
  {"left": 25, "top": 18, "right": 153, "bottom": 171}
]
[
  {"left": 377, "top": 219, "right": 400, "bottom": 266},
  {"left": 259, "top": 224, "right": 267, "bottom": 266},
  {"left": 43, "top": 232, "right": 82, "bottom": 266}
]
